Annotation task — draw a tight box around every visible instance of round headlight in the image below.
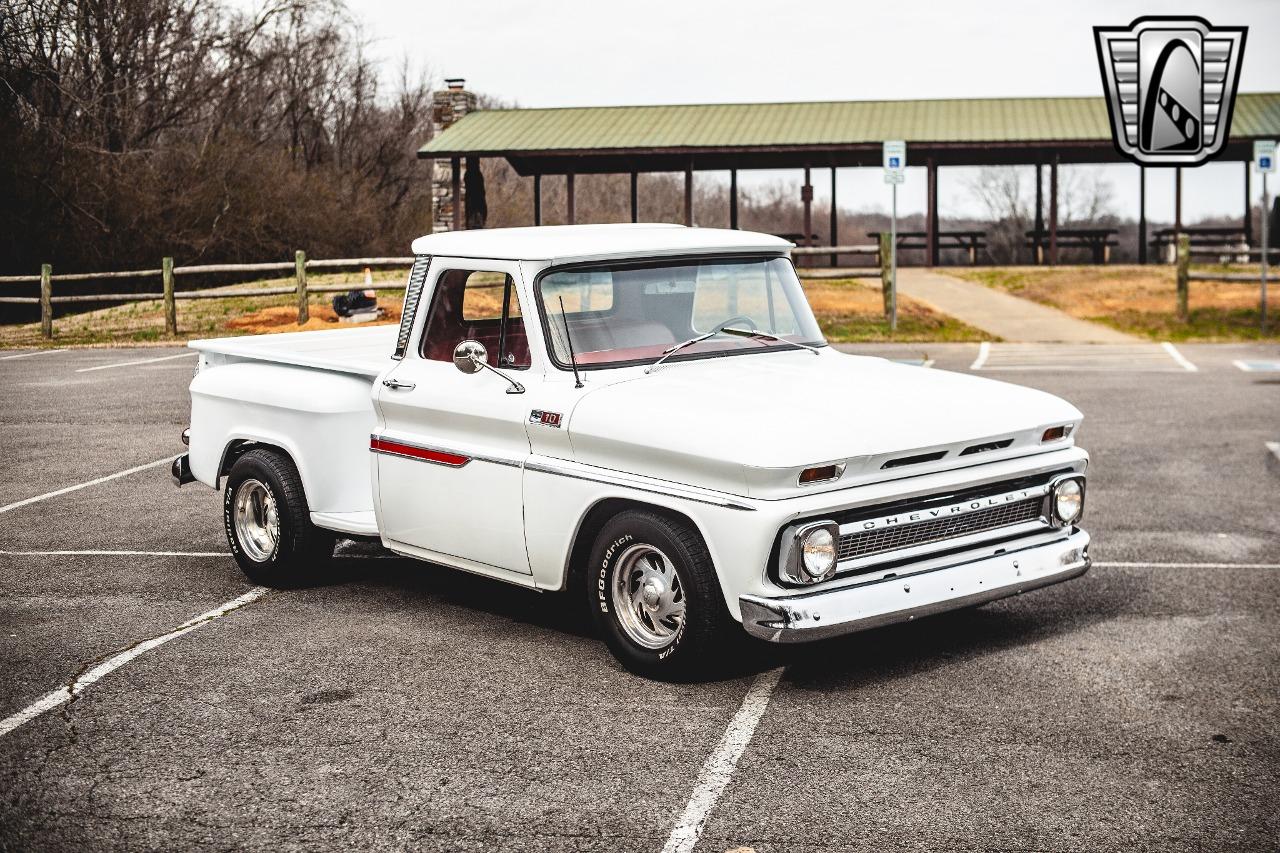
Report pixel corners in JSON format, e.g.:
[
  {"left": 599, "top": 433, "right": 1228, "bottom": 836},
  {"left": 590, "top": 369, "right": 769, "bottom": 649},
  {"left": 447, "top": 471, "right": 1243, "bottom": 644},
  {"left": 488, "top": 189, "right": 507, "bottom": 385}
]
[
  {"left": 801, "top": 527, "right": 836, "bottom": 579},
  {"left": 1053, "top": 478, "right": 1083, "bottom": 524}
]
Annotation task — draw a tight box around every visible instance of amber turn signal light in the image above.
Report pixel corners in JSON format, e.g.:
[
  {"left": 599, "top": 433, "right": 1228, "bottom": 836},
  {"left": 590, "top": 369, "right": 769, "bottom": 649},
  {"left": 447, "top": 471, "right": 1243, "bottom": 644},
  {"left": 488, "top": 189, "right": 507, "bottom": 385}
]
[
  {"left": 1041, "top": 425, "right": 1074, "bottom": 442},
  {"left": 799, "top": 464, "right": 842, "bottom": 485}
]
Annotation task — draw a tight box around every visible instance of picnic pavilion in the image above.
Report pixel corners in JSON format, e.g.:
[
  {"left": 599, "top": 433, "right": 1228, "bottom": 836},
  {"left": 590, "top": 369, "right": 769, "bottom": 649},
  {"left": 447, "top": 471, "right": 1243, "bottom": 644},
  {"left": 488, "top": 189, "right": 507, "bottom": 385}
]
[{"left": 420, "top": 81, "right": 1280, "bottom": 265}]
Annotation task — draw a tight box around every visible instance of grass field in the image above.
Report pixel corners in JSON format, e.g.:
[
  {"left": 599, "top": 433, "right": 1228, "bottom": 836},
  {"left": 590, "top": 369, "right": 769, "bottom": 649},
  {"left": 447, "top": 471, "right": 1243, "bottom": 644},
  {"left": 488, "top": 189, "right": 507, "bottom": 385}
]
[
  {"left": 0, "top": 272, "right": 987, "bottom": 347},
  {"left": 956, "top": 265, "right": 1278, "bottom": 342}
]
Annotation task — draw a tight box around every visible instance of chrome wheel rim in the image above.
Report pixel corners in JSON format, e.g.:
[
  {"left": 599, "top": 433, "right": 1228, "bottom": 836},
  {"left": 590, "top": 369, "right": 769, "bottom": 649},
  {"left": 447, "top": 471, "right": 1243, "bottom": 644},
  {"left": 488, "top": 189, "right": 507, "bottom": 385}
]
[
  {"left": 611, "top": 543, "right": 686, "bottom": 650},
  {"left": 233, "top": 478, "right": 280, "bottom": 562}
]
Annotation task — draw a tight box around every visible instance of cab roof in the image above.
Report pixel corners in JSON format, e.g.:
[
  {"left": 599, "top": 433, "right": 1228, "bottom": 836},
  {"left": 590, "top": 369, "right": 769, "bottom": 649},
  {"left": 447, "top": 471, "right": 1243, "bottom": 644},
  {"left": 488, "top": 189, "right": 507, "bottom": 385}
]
[{"left": 409, "top": 224, "right": 793, "bottom": 265}]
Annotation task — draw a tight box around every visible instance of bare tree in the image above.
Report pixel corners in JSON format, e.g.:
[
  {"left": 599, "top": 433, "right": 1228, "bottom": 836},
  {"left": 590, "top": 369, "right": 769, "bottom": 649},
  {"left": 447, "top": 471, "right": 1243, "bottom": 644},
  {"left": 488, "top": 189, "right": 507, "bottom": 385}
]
[{"left": 964, "top": 167, "right": 1031, "bottom": 264}]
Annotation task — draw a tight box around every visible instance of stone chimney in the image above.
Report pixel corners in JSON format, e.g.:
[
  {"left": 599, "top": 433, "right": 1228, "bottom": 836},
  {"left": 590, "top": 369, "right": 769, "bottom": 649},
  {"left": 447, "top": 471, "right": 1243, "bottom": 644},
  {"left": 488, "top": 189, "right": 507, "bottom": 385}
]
[{"left": 430, "top": 78, "right": 478, "bottom": 232}]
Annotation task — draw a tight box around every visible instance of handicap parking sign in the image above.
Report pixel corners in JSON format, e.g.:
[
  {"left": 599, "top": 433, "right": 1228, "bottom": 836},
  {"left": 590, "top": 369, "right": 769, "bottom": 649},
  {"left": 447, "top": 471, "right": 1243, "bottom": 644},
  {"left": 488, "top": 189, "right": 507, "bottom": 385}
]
[
  {"left": 1254, "top": 140, "right": 1277, "bottom": 173},
  {"left": 889, "top": 156, "right": 900, "bottom": 169}
]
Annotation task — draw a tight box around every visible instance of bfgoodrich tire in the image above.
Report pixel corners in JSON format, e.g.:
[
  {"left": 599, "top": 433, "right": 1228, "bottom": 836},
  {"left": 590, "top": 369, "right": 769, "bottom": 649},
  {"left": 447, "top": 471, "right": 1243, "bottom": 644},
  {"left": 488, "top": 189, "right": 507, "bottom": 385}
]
[
  {"left": 587, "top": 510, "right": 734, "bottom": 679},
  {"left": 223, "top": 448, "right": 334, "bottom": 588}
]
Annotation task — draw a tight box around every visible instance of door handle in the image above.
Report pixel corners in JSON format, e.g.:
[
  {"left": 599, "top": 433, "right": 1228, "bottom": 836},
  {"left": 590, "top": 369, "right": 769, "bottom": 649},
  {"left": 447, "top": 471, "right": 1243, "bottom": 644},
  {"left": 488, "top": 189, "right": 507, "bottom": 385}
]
[{"left": 382, "top": 378, "right": 416, "bottom": 391}]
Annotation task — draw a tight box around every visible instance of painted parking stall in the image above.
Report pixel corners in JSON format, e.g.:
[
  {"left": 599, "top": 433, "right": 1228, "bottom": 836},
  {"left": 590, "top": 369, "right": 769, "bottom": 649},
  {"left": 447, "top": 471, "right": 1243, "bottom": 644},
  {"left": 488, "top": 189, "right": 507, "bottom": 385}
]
[{"left": 0, "top": 344, "right": 1278, "bottom": 851}]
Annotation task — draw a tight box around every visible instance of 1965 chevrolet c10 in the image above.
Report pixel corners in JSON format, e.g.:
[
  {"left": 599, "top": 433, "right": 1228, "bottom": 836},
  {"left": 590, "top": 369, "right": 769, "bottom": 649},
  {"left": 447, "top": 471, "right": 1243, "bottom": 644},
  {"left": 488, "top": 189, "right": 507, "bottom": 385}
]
[{"left": 174, "top": 224, "right": 1090, "bottom": 678}]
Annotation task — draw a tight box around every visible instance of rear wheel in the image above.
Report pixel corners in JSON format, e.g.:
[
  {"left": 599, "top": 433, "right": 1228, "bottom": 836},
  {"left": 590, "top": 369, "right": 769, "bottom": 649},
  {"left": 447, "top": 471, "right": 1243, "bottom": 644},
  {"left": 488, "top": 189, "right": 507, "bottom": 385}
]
[
  {"left": 223, "top": 448, "right": 333, "bottom": 587},
  {"left": 587, "top": 510, "right": 733, "bottom": 679}
]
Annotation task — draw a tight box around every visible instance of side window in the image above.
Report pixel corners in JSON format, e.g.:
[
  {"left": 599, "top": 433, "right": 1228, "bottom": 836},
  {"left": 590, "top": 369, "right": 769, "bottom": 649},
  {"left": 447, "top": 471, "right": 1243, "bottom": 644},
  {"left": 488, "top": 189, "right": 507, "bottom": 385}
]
[{"left": 420, "top": 269, "right": 530, "bottom": 368}]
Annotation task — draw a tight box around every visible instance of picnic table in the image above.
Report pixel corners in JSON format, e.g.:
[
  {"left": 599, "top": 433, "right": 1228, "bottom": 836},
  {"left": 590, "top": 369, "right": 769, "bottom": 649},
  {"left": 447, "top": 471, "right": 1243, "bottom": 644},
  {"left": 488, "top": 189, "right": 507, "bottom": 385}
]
[
  {"left": 1026, "top": 228, "right": 1118, "bottom": 264},
  {"left": 866, "top": 230, "right": 987, "bottom": 264},
  {"left": 1151, "top": 226, "right": 1251, "bottom": 263}
]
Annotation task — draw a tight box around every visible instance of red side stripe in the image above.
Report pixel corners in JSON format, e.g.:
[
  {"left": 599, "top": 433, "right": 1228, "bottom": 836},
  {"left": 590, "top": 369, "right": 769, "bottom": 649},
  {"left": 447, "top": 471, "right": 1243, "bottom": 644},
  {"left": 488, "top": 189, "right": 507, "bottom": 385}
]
[{"left": 371, "top": 437, "right": 470, "bottom": 467}]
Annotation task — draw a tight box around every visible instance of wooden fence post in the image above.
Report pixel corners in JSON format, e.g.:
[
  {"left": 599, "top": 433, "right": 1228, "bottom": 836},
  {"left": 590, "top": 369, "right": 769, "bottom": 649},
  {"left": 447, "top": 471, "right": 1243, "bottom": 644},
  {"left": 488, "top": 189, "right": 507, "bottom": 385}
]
[
  {"left": 295, "top": 250, "right": 309, "bottom": 324},
  {"left": 162, "top": 257, "right": 177, "bottom": 335},
  {"left": 1176, "top": 234, "right": 1189, "bottom": 322},
  {"left": 879, "top": 233, "right": 893, "bottom": 319},
  {"left": 40, "top": 264, "right": 52, "bottom": 339}
]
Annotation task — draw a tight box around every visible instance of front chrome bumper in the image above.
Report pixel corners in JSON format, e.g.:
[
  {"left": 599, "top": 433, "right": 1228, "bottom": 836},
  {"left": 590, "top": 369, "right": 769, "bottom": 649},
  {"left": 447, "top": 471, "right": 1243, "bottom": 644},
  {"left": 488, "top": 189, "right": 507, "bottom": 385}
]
[{"left": 740, "top": 529, "right": 1090, "bottom": 642}]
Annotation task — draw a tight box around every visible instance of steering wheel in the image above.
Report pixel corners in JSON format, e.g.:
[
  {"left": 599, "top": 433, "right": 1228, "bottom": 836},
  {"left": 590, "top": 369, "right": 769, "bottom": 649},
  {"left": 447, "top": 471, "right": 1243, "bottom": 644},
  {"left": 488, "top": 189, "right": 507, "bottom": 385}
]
[{"left": 712, "top": 316, "right": 759, "bottom": 334}]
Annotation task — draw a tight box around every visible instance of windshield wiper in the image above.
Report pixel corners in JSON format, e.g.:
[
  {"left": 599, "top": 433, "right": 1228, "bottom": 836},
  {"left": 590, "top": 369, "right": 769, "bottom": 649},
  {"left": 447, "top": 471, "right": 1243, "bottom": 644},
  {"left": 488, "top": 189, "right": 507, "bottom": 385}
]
[
  {"left": 717, "top": 326, "right": 823, "bottom": 356},
  {"left": 644, "top": 322, "right": 821, "bottom": 374},
  {"left": 644, "top": 329, "right": 722, "bottom": 374}
]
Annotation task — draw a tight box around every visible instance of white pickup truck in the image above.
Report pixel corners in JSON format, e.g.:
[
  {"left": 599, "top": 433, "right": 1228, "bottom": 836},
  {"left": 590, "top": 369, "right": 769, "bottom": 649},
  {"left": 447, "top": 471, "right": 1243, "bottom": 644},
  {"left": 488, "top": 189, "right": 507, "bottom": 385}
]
[{"left": 174, "top": 224, "right": 1090, "bottom": 678}]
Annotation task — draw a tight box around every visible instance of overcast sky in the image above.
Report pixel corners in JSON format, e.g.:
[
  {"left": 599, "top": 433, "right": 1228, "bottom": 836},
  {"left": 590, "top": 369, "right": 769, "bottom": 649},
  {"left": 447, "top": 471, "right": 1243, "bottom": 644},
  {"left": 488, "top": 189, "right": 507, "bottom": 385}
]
[{"left": 353, "top": 0, "right": 1280, "bottom": 222}]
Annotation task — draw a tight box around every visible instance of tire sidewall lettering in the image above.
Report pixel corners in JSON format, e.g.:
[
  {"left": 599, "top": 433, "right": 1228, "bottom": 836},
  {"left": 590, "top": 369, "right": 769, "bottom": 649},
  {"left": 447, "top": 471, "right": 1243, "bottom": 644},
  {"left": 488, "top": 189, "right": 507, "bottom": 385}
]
[{"left": 595, "top": 530, "right": 686, "bottom": 660}]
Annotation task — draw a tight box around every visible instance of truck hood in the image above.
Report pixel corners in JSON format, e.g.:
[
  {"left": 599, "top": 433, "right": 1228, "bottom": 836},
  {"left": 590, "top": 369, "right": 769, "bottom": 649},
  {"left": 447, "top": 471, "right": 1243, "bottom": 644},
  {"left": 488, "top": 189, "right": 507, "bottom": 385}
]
[{"left": 567, "top": 349, "right": 1083, "bottom": 499}]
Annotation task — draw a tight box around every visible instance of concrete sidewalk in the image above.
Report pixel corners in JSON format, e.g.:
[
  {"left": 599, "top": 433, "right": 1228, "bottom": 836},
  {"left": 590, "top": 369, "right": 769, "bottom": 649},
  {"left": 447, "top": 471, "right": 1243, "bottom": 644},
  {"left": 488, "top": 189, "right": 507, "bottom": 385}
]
[{"left": 895, "top": 268, "right": 1137, "bottom": 343}]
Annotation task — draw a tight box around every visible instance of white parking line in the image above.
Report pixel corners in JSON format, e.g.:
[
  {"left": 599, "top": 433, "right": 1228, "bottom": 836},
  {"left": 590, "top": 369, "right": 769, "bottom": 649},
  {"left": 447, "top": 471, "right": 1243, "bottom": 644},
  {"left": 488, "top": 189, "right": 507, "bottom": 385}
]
[
  {"left": 0, "top": 550, "right": 227, "bottom": 557},
  {"left": 0, "top": 349, "right": 67, "bottom": 361},
  {"left": 75, "top": 352, "right": 196, "bottom": 373},
  {"left": 1161, "top": 342, "right": 1198, "bottom": 372},
  {"left": 0, "top": 457, "right": 173, "bottom": 515},
  {"left": 0, "top": 587, "right": 269, "bottom": 738},
  {"left": 969, "top": 341, "right": 991, "bottom": 371},
  {"left": 1267, "top": 442, "right": 1280, "bottom": 464},
  {"left": 661, "top": 667, "right": 784, "bottom": 853},
  {"left": 1095, "top": 561, "right": 1280, "bottom": 569}
]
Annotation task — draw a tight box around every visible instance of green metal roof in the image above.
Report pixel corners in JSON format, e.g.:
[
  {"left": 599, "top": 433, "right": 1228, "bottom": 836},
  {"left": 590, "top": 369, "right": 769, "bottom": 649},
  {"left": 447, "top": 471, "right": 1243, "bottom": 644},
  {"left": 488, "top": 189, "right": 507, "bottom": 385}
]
[{"left": 420, "top": 92, "right": 1280, "bottom": 155}]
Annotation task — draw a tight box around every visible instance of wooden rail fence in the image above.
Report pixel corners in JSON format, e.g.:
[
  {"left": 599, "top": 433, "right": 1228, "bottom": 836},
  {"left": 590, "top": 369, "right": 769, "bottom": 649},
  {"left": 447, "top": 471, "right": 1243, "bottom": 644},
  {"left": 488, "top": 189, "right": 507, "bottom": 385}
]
[
  {"left": 3, "top": 242, "right": 897, "bottom": 340},
  {"left": 1176, "top": 234, "right": 1270, "bottom": 332},
  {"left": 0, "top": 253, "right": 415, "bottom": 338}
]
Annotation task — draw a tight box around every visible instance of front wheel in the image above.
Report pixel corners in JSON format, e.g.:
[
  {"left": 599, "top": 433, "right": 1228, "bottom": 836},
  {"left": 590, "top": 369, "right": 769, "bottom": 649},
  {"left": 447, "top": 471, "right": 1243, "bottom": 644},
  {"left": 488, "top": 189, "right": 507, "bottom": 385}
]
[
  {"left": 587, "top": 510, "right": 733, "bottom": 679},
  {"left": 223, "top": 448, "right": 334, "bottom": 587}
]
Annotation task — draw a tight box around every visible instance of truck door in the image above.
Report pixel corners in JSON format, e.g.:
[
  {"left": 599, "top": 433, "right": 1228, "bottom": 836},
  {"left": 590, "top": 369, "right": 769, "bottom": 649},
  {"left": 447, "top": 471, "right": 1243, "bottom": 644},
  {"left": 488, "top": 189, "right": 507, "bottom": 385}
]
[{"left": 373, "top": 260, "right": 533, "bottom": 575}]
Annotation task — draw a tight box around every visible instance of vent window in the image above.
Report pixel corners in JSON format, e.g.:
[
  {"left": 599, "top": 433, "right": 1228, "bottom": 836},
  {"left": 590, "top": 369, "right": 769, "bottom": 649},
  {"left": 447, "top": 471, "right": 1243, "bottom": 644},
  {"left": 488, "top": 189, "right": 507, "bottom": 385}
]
[{"left": 393, "top": 255, "right": 431, "bottom": 360}]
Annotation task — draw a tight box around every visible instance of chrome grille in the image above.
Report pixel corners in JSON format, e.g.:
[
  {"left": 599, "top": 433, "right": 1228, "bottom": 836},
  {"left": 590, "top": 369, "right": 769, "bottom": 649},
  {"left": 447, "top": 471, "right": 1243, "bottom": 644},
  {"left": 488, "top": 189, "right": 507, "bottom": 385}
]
[{"left": 837, "top": 496, "right": 1043, "bottom": 562}]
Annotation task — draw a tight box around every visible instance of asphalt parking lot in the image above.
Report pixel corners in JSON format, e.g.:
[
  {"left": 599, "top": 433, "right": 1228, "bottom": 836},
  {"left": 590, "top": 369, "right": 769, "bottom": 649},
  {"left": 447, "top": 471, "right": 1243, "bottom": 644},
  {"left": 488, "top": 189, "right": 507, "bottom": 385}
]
[{"left": 1, "top": 342, "right": 1278, "bottom": 852}]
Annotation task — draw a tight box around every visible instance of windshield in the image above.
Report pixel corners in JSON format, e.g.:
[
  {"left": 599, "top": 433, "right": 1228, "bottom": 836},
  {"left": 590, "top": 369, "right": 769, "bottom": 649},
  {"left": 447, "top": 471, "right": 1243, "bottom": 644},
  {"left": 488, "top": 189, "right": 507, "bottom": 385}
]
[{"left": 537, "top": 256, "right": 825, "bottom": 369}]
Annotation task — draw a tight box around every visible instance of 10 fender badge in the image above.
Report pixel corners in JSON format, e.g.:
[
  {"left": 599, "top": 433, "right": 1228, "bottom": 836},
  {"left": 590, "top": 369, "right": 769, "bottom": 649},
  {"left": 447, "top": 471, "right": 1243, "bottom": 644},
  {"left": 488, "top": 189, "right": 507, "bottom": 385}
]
[{"left": 530, "top": 410, "right": 563, "bottom": 428}]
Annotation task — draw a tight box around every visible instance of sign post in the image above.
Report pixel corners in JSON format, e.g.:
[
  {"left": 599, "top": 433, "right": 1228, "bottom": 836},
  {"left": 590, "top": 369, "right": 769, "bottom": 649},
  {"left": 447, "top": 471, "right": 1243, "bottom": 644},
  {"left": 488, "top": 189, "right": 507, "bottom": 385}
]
[
  {"left": 1255, "top": 140, "right": 1276, "bottom": 333},
  {"left": 883, "top": 141, "right": 906, "bottom": 333}
]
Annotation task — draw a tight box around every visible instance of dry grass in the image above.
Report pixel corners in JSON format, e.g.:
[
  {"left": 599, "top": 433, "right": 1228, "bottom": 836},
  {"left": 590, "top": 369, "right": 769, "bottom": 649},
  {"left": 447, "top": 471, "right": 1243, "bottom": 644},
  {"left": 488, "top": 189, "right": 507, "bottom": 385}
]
[{"left": 956, "top": 265, "right": 1277, "bottom": 341}]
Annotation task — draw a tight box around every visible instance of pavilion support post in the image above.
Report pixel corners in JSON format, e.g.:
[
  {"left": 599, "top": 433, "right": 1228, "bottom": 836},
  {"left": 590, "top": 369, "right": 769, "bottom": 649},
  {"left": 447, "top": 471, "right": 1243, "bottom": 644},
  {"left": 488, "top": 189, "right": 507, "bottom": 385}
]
[
  {"left": 566, "top": 172, "right": 576, "bottom": 225},
  {"left": 729, "top": 169, "right": 739, "bottom": 230},
  {"left": 533, "top": 174, "right": 542, "bottom": 226},
  {"left": 1244, "top": 161, "right": 1253, "bottom": 246},
  {"left": 1138, "top": 167, "right": 1147, "bottom": 264},
  {"left": 1049, "top": 157, "right": 1059, "bottom": 266},
  {"left": 450, "top": 157, "right": 462, "bottom": 231},
  {"left": 829, "top": 167, "right": 839, "bottom": 266},
  {"left": 630, "top": 172, "right": 638, "bottom": 223},
  {"left": 684, "top": 167, "right": 693, "bottom": 226},
  {"left": 1034, "top": 164, "right": 1044, "bottom": 264},
  {"left": 926, "top": 157, "right": 938, "bottom": 267},
  {"left": 801, "top": 166, "right": 813, "bottom": 248}
]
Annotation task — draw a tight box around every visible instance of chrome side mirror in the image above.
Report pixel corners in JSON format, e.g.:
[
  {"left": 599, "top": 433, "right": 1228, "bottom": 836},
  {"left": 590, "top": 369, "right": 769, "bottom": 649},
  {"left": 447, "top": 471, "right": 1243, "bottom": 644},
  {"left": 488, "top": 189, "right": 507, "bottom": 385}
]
[
  {"left": 452, "top": 339, "right": 525, "bottom": 394},
  {"left": 453, "top": 340, "right": 487, "bottom": 374}
]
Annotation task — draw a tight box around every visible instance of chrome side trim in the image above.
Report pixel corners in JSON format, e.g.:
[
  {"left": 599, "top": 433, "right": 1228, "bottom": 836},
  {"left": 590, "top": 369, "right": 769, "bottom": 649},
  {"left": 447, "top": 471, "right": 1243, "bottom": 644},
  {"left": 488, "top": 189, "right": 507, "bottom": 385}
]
[
  {"left": 368, "top": 433, "right": 523, "bottom": 469},
  {"left": 524, "top": 460, "right": 756, "bottom": 512}
]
